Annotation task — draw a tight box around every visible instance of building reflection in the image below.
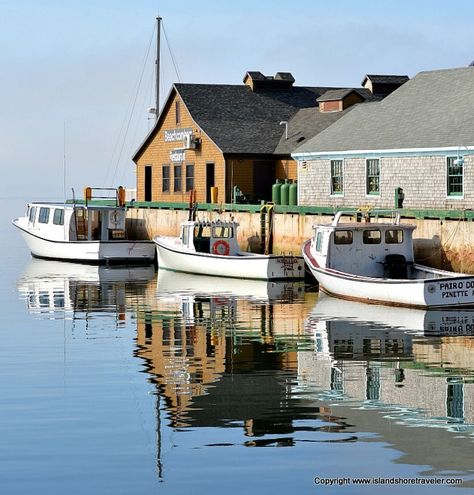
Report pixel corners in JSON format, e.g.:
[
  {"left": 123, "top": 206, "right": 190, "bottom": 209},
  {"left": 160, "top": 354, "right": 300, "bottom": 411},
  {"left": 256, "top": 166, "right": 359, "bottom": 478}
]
[
  {"left": 302, "top": 294, "right": 474, "bottom": 428},
  {"left": 135, "top": 270, "right": 322, "bottom": 432}
]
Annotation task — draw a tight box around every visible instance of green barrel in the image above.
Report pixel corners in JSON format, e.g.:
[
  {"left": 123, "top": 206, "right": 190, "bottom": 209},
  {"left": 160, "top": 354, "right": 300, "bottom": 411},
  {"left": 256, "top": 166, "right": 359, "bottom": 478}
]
[
  {"left": 281, "top": 179, "right": 290, "bottom": 206},
  {"left": 289, "top": 180, "right": 298, "bottom": 206},
  {"left": 272, "top": 180, "right": 282, "bottom": 205}
]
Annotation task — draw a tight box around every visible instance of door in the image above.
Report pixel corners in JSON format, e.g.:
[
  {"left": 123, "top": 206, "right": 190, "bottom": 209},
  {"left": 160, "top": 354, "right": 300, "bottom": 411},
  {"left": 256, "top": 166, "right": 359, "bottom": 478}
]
[
  {"left": 144, "top": 166, "right": 152, "bottom": 202},
  {"left": 253, "top": 161, "right": 275, "bottom": 202},
  {"left": 206, "top": 163, "right": 215, "bottom": 203}
]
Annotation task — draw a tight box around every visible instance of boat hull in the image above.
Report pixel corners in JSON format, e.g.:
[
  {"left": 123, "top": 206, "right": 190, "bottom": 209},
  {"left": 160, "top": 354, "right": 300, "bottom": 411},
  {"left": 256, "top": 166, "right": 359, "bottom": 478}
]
[
  {"left": 14, "top": 222, "right": 155, "bottom": 264},
  {"left": 155, "top": 237, "right": 304, "bottom": 280},
  {"left": 303, "top": 240, "right": 474, "bottom": 308}
]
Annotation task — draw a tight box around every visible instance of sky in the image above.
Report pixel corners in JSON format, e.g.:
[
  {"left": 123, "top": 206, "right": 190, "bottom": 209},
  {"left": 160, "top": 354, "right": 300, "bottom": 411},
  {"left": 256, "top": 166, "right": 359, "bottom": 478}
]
[{"left": 1, "top": 0, "right": 474, "bottom": 200}]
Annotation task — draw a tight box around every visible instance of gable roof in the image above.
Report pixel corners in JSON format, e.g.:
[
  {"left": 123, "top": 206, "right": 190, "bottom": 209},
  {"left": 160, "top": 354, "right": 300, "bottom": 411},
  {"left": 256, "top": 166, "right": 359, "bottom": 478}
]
[
  {"left": 293, "top": 67, "right": 474, "bottom": 158},
  {"left": 133, "top": 82, "right": 375, "bottom": 161}
]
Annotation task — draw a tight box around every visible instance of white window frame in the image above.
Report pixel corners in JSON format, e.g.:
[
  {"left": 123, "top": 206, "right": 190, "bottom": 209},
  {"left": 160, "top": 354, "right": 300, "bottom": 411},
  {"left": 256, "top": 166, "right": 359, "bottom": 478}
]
[
  {"left": 446, "top": 155, "right": 464, "bottom": 199},
  {"left": 365, "top": 158, "right": 381, "bottom": 197},
  {"left": 330, "top": 159, "right": 344, "bottom": 197}
]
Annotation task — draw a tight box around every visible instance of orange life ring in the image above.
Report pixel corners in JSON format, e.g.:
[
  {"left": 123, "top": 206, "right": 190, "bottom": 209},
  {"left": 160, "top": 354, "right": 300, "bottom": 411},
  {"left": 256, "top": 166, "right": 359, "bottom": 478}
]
[{"left": 212, "top": 239, "right": 230, "bottom": 256}]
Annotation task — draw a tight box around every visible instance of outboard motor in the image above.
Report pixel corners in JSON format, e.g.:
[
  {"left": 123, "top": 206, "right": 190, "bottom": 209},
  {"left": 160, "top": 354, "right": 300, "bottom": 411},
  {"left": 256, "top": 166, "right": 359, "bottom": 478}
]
[{"left": 384, "top": 254, "right": 408, "bottom": 279}]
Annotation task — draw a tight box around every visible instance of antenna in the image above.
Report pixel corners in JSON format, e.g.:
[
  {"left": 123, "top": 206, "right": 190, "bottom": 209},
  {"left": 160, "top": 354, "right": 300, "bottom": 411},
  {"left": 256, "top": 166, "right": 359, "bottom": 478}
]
[
  {"left": 63, "top": 121, "right": 67, "bottom": 203},
  {"left": 155, "top": 16, "right": 162, "bottom": 120}
]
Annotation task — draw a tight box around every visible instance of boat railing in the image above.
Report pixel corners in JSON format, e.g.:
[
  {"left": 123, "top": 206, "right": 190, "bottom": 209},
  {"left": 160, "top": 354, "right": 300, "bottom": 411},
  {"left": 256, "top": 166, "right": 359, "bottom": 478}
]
[{"left": 331, "top": 209, "right": 401, "bottom": 227}]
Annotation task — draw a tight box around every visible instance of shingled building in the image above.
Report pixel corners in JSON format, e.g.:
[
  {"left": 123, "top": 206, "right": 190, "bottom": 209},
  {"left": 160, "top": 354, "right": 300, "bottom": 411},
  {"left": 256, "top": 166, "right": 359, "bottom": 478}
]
[
  {"left": 132, "top": 71, "right": 402, "bottom": 204},
  {"left": 293, "top": 67, "right": 474, "bottom": 210}
]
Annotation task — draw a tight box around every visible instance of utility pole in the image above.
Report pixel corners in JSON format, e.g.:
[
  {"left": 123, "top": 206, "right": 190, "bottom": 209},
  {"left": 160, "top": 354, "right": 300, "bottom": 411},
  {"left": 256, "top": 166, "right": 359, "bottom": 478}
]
[{"left": 155, "top": 16, "right": 162, "bottom": 120}]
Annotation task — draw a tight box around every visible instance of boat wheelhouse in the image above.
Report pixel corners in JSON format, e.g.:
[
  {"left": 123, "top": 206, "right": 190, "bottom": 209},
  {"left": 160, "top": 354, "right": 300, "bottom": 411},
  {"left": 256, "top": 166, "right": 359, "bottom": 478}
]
[
  {"left": 154, "top": 218, "right": 304, "bottom": 280},
  {"left": 302, "top": 210, "right": 474, "bottom": 308},
  {"left": 13, "top": 188, "right": 155, "bottom": 264}
]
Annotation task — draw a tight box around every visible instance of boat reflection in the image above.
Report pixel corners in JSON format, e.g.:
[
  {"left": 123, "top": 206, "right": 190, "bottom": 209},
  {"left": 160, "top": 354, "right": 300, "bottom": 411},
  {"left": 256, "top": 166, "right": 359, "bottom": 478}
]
[
  {"left": 17, "top": 258, "right": 156, "bottom": 320},
  {"left": 301, "top": 294, "right": 474, "bottom": 433}
]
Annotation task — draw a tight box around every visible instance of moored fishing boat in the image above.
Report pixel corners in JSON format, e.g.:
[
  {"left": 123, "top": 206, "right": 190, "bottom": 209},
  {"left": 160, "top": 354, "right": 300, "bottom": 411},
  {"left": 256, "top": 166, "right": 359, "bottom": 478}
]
[
  {"left": 12, "top": 187, "right": 155, "bottom": 264},
  {"left": 302, "top": 210, "right": 474, "bottom": 308},
  {"left": 154, "top": 217, "right": 304, "bottom": 280}
]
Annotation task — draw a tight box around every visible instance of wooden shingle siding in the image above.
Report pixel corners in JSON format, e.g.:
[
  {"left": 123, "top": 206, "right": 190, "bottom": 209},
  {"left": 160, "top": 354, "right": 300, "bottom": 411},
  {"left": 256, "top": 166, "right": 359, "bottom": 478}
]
[{"left": 136, "top": 93, "right": 225, "bottom": 203}]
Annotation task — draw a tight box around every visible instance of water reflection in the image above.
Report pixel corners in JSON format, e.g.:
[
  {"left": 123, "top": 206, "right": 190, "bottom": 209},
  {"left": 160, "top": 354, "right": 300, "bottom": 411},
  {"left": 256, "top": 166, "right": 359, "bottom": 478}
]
[
  {"left": 15, "top": 261, "right": 474, "bottom": 487},
  {"left": 303, "top": 294, "right": 474, "bottom": 431},
  {"left": 136, "top": 271, "right": 317, "bottom": 430},
  {"left": 18, "top": 258, "right": 156, "bottom": 322}
]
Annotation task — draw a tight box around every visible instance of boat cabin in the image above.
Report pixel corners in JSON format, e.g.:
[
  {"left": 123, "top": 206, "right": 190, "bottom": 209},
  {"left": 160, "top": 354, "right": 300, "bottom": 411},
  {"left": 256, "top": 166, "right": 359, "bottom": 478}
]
[
  {"left": 311, "top": 211, "right": 416, "bottom": 278},
  {"left": 25, "top": 203, "right": 128, "bottom": 242},
  {"left": 179, "top": 220, "right": 241, "bottom": 256}
]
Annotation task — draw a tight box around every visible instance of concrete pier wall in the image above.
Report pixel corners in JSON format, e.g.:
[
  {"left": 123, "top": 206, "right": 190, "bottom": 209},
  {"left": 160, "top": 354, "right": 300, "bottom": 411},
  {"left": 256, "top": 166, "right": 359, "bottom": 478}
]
[{"left": 126, "top": 208, "right": 474, "bottom": 274}]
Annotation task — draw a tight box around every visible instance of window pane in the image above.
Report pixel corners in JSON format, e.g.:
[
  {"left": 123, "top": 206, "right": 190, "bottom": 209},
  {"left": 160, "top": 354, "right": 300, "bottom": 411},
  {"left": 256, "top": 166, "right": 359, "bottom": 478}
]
[
  {"left": 174, "top": 165, "right": 182, "bottom": 192},
  {"left": 447, "top": 156, "right": 463, "bottom": 196},
  {"left": 315, "top": 232, "right": 323, "bottom": 252},
  {"left": 186, "top": 164, "right": 194, "bottom": 192},
  {"left": 331, "top": 160, "right": 343, "bottom": 194},
  {"left": 38, "top": 207, "right": 50, "bottom": 224},
  {"left": 162, "top": 165, "right": 170, "bottom": 193},
  {"left": 385, "top": 229, "right": 403, "bottom": 244},
  {"left": 363, "top": 229, "right": 381, "bottom": 244},
  {"left": 334, "top": 230, "right": 353, "bottom": 245},
  {"left": 366, "top": 159, "right": 380, "bottom": 195},
  {"left": 213, "top": 226, "right": 233, "bottom": 238},
  {"left": 53, "top": 208, "right": 64, "bottom": 225},
  {"left": 28, "top": 207, "right": 36, "bottom": 223}
]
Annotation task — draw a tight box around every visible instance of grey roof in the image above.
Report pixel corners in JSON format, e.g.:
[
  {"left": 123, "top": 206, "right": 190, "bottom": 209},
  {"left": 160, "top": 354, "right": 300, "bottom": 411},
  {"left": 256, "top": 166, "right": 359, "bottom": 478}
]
[
  {"left": 174, "top": 84, "right": 373, "bottom": 155},
  {"left": 133, "top": 80, "right": 375, "bottom": 160},
  {"left": 295, "top": 67, "right": 474, "bottom": 156}
]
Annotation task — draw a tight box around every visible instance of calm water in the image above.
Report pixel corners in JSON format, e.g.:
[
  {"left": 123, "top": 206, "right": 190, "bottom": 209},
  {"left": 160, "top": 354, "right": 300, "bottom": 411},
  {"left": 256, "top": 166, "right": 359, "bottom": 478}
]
[{"left": 2, "top": 197, "right": 474, "bottom": 494}]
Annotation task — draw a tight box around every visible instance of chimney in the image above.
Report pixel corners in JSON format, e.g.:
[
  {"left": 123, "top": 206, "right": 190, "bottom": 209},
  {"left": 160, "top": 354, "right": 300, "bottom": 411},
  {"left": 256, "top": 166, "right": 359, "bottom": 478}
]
[{"left": 243, "top": 71, "right": 295, "bottom": 91}]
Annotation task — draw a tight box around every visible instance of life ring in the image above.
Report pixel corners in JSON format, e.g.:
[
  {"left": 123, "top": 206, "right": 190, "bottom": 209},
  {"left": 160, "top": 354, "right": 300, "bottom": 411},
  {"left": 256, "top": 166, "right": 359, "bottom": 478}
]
[{"left": 212, "top": 239, "right": 230, "bottom": 256}]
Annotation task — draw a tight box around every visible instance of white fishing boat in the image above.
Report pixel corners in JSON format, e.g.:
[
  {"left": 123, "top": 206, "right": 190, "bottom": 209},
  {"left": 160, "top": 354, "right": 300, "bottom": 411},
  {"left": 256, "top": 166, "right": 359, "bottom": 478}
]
[
  {"left": 154, "top": 218, "right": 304, "bottom": 280},
  {"left": 302, "top": 210, "right": 474, "bottom": 308},
  {"left": 12, "top": 187, "right": 156, "bottom": 264}
]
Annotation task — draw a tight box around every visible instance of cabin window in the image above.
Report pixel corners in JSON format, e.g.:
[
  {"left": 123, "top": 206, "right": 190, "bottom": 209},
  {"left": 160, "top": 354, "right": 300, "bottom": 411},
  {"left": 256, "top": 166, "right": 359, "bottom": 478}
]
[
  {"left": 213, "top": 226, "right": 233, "bottom": 238},
  {"left": 315, "top": 232, "right": 324, "bottom": 252},
  {"left": 366, "top": 159, "right": 380, "bottom": 195},
  {"left": 186, "top": 164, "right": 194, "bottom": 192},
  {"left": 174, "top": 164, "right": 182, "bottom": 192},
  {"left": 385, "top": 229, "right": 403, "bottom": 244},
  {"left": 28, "top": 206, "right": 36, "bottom": 223},
  {"left": 194, "top": 226, "right": 211, "bottom": 238},
  {"left": 363, "top": 229, "right": 381, "bottom": 244},
  {"left": 330, "top": 160, "right": 344, "bottom": 195},
  {"left": 38, "top": 207, "right": 50, "bottom": 224},
  {"left": 334, "top": 230, "right": 353, "bottom": 245},
  {"left": 447, "top": 156, "right": 463, "bottom": 196},
  {"left": 162, "top": 165, "right": 170, "bottom": 193},
  {"left": 53, "top": 209, "right": 64, "bottom": 226}
]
